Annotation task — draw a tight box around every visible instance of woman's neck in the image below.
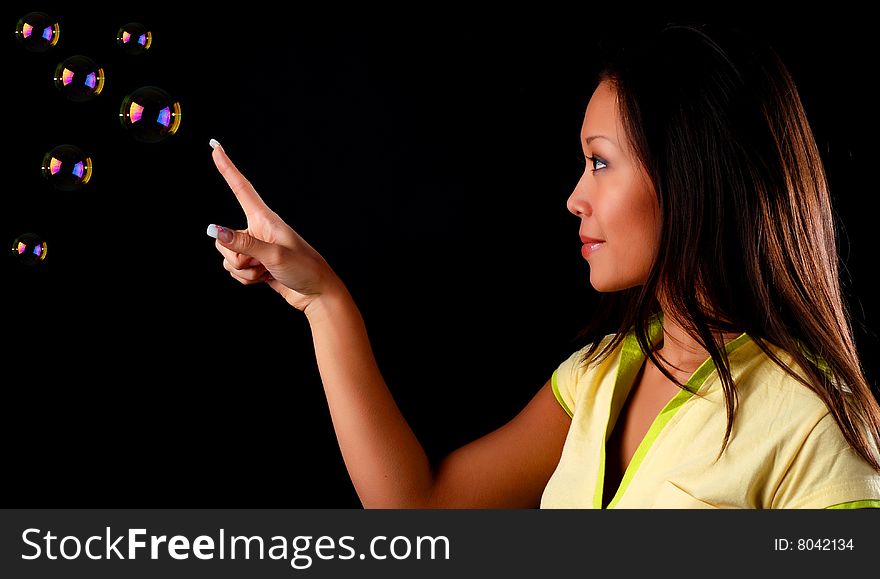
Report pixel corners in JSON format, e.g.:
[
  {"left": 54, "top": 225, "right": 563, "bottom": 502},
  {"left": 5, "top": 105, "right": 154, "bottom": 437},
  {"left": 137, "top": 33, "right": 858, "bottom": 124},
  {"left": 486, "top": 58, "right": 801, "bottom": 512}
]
[{"left": 655, "top": 310, "right": 742, "bottom": 376}]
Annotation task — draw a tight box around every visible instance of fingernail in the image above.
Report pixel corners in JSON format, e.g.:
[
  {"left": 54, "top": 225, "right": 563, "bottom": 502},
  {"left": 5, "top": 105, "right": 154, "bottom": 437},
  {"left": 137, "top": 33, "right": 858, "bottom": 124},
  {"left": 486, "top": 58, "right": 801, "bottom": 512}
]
[
  {"left": 209, "top": 138, "right": 223, "bottom": 150},
  {"left": 206, "top": 224, "right": 233, "bottom": 243}
]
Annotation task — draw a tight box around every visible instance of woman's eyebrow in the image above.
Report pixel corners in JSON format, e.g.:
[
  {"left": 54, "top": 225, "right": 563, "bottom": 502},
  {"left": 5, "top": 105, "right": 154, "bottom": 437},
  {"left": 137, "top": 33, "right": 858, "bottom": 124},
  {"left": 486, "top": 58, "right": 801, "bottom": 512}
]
[{"left": 584, "top": 134, "right": 618, "bottom": 148}]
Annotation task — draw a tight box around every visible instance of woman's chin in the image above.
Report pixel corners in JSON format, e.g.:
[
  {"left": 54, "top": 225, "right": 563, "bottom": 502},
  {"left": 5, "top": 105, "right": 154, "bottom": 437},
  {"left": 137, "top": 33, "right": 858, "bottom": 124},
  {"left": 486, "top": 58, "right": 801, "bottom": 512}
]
[
  {"left": 589, "top": 272, "right": 641, "bottom": 293},
  {"left": 588, "top": 275, "right": 615, "bottom": 292}
]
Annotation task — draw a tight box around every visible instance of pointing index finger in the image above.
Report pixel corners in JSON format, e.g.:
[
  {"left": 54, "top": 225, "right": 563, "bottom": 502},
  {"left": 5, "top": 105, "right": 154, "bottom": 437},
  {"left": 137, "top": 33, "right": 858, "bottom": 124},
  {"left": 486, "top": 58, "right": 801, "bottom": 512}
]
[{"left": 210, "top": 139, "right": 269, "bottom": 217}]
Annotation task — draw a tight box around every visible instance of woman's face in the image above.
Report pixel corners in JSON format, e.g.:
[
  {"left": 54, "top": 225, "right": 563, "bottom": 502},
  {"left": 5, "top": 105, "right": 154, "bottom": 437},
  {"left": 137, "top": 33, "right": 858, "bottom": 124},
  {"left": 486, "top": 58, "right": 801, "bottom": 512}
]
[{"left": 566, "top": 79, "right": 661, "bottom": 292}]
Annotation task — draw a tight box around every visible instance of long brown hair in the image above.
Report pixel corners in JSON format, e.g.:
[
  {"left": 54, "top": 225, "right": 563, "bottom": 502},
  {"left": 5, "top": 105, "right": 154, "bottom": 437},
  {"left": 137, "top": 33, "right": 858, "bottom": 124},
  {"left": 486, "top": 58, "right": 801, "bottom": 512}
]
[{"left": 573, "top": 22, "right": 880, "bottom": 471}]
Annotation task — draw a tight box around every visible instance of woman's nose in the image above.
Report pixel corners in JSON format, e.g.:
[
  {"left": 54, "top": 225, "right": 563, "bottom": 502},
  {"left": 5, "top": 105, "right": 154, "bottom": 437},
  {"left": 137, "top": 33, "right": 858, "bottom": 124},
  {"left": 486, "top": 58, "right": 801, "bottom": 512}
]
[{"left": 566, "top": 180, "right": 592, "bottom": 217}]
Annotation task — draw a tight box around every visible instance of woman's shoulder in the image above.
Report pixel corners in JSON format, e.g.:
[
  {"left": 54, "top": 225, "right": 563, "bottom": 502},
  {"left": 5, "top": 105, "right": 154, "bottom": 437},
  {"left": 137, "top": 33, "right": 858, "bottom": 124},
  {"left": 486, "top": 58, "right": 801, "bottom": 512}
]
[
  {"left": 734, "top": 339, "right": 828, "bottom": 398},
  {"left": 708, "top": 339, "right": 880, "bottom": 507},
  {"left": 727, "top": 339, "right": 848, "bottom": 431},
  {"left": 561, "top": 333, "right": 622, "bottom": 374},
  {"left": 551, "top": 333, "right": 625, "bottom": 417}
]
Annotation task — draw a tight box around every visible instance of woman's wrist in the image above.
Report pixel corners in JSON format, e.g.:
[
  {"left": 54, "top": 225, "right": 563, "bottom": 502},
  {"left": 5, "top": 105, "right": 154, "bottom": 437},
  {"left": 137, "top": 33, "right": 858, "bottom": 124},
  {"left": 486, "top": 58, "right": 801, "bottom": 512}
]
[{"left": 303, "top": 276, "right": 354, "bottom": 325}]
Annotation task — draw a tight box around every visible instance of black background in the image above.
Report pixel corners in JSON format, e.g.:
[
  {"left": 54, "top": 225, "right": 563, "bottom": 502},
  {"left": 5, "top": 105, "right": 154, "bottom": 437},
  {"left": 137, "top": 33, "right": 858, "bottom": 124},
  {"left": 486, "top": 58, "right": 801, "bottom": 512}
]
[{"left": 5, "top": 5, "right": 878, "bottom": 506}]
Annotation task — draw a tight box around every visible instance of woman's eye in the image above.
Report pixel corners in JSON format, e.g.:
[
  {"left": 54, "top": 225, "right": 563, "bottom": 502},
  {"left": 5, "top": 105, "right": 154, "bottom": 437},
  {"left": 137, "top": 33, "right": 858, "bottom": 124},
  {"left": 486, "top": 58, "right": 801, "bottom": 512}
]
[{"left": 585, "top": 155, "right": 607, "bottom": 172}]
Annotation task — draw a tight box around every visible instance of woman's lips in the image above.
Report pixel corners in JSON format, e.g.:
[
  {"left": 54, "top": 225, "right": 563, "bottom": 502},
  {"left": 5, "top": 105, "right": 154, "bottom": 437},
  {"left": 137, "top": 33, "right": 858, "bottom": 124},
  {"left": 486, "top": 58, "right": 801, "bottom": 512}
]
[
  {"left": 579, "top": 234, "right": 605, "bottom": 259},
  {"left": 581, "top": 241, "right": 606, "bottom": 259}
]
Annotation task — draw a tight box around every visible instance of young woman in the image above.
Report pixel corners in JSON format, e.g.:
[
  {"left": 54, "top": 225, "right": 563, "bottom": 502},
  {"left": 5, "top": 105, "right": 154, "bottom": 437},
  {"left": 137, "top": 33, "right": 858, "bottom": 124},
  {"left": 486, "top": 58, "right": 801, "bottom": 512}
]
[{"left": 205, "top": 22, "right": 880, "bottom": 508}]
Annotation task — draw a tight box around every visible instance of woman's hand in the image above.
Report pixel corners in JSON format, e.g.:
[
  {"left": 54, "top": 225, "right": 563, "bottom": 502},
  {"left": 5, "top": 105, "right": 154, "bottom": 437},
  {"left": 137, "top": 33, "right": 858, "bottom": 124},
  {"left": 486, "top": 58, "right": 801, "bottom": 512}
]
[{"left": 206, "top": 139, "right": 341, "bottom": 313}]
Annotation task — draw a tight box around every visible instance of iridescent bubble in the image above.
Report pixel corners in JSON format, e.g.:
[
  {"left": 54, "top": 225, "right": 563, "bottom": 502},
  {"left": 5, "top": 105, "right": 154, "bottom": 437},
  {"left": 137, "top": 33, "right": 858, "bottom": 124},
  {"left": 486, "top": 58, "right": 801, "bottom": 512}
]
[
  {"left": 11, "top": 233, "right": 48, "bottom": 265},
  {"left": 14, "top": 12, "right": 59, "bottom": 52},
  {"left": 119, "top": 86, "right": 182, "bottom": 143},
  {"left": 41, "top": 144, "right": 93, "bottom": 191},
  {"left": 53, "top": 55, "right": 105, "bottom": 102},
  {"left": 117, "top": 22, "right": 152, "bottom": 55}
]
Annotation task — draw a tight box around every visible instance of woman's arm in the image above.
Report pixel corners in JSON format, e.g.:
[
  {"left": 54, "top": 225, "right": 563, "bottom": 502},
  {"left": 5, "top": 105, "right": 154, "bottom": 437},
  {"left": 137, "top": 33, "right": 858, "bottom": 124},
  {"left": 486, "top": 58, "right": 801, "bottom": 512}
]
[
  {"left": 306, "top": 283, "right": 571, "bottom": 508},
  {"left": 208, "top": 141, "right": 571, "bottom": 508}
]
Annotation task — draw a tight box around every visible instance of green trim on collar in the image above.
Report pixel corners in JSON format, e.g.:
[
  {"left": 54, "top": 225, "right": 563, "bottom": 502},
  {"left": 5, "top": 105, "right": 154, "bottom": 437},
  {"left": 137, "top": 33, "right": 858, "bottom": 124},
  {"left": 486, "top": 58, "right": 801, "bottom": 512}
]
[
  {"left": 594, "top": 333, "right": 651, "bottom": 508},
  {"left": 600, "top": 318, "right": 750, "bottom": 509}
]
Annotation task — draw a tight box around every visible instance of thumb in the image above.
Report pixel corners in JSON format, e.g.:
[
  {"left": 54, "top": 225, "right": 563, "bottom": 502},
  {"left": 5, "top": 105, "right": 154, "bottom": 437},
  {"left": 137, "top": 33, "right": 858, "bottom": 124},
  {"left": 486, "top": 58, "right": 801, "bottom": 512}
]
[{"left": 206, "top": 224, "right": 274, "bottom": 261}]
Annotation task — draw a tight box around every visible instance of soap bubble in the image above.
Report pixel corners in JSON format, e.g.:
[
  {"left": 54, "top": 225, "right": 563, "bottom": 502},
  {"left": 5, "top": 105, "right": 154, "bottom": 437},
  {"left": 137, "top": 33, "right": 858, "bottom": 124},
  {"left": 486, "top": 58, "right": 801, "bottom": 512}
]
[
  {"left": 119, "top": 86, "right": 182, "bottom": 143},
  {"left": 15, "top": 12, "right": 59, "bottom": 52},
  {"left": 53, "top": 55, "right": 105, "bottom": 102},
  {"left": 41, "top": 144, "right": 93, "bottom": 191},
  {"left": 11, "top": 233, "right": 48, "bottom": 265},
  {"left": 117, "top": 22, "right": 152, "bottom": 55}
]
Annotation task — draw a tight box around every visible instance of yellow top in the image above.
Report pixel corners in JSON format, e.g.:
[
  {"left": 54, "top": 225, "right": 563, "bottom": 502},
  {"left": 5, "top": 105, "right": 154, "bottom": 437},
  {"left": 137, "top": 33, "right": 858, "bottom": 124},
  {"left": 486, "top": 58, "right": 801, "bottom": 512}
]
[{"left": 541, "top": 317, "right": 880, "bottom": 509}]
